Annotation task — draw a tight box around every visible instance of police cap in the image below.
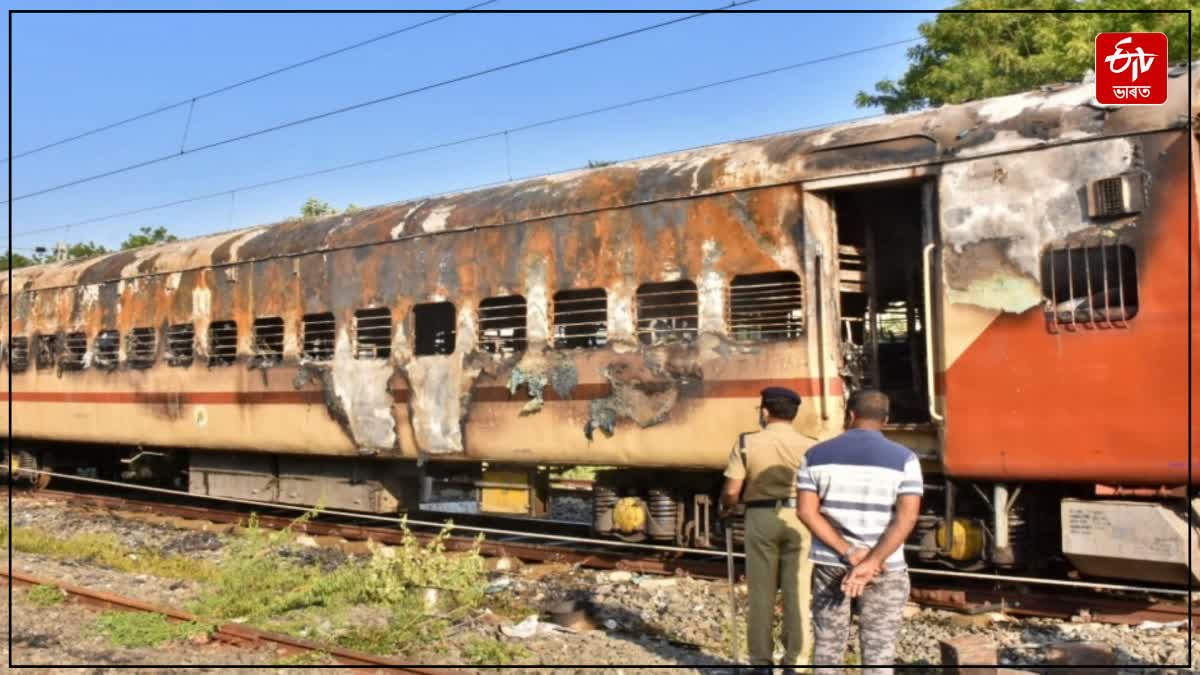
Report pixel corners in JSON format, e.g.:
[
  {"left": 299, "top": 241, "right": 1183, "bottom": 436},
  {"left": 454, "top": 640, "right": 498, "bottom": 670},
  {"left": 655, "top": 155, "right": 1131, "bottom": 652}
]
[{"left": 760, "top": 386, "right": 802, "bottom": 405}]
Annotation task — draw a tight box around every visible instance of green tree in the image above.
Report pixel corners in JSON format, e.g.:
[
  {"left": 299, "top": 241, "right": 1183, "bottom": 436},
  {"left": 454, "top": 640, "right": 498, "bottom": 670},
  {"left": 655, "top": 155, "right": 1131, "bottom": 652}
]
[
  {"left": 586, "top": 160, "right": 616, "bottom": 168},
  {"left": 121, "top": 226, "right": 178, "bottom": 251},
  {"left": 344, "top": 203, "right": 361, "bottom": 214},
  {"left": 856, "top": 1, "right": 1196, "bottom": 113},
  {"left": 301, "top": 197, "right": 337, "bottom": 218},
  {"left": 2, "top": 251, "right": 35, "bottom": 271},
  {"left": 66, "top": 241, "right": 109, "bottom": 259}
]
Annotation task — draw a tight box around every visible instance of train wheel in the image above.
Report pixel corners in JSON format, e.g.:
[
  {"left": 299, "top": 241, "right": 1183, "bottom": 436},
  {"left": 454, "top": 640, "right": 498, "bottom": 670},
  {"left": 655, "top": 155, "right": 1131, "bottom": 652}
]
[{"left": 13, "top": 450, "right": 51, "bottom": 490}]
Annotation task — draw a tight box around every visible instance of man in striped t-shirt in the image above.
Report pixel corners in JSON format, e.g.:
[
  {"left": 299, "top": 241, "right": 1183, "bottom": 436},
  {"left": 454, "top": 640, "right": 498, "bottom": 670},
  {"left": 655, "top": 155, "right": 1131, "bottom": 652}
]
[{"left": 795, "top": 390, "right": 922, "bottom": 674}]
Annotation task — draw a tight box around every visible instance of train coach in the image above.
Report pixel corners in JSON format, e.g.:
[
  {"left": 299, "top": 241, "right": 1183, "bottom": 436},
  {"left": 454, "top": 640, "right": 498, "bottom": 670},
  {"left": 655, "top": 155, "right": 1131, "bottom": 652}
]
[{"left": 4, "top": 65, "right": 1197, "bottom": 585}]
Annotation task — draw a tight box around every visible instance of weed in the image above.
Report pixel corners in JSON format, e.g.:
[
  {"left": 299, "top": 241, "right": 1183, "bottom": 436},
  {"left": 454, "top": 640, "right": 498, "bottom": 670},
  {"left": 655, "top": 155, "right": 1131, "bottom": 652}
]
[
  {"left": 460, "top": 637, "right": 531, "bottom": 665},
  {"left": 189, "top": 510, "right": 487, "bottom": 658},
  {"left": 272, "top": 650, "right": 332, "bottom": 666},
  {"left": 25, "top": 584, "right": 66, "bottom": 607},
  {"left": 9, "top": 525, "right": 213, "bottom": 581},
  {"left": 482, "top": 593, "right": 538, "bottom": 622},
  {"left": 93, "top": 611, "right": 211, "bottom": 648}
]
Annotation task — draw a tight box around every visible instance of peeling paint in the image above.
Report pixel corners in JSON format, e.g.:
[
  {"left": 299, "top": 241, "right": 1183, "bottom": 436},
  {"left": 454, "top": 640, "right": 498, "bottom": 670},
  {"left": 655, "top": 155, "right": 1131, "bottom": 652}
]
[
  {"left": 585, "top": 357, "right": 679, "bottom": 440},
  {"left": 940, "top": 138, "right": 1136, "bottom": 312},
  {"left": 421, "top": 205, "right": 454, "bottom": 233},
  {"left": 507, "top": 350, "right": 578, "bottom": 414},
  {"left": 326, "top": 329, "right": 398, "bottom": 455}
]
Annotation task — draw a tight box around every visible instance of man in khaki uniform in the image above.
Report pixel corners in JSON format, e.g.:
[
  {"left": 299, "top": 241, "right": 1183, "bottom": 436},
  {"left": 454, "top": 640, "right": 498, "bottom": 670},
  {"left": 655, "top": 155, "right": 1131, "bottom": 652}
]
[{"left": 721, "top": 386, "right": 816, "bottom": 673}]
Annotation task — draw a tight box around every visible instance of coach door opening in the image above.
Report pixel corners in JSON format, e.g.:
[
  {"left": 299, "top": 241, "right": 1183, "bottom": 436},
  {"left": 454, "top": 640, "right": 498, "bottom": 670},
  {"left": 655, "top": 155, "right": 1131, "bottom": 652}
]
[{"left": 829, "top": 182, "right": 933, "bottom": 425}]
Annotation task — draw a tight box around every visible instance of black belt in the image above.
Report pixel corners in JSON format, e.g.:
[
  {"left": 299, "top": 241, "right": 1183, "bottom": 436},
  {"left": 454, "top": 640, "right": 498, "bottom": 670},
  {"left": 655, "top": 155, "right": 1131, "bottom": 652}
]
[{"left": 745, "top": 498, "right": 796, "bottom": 509}]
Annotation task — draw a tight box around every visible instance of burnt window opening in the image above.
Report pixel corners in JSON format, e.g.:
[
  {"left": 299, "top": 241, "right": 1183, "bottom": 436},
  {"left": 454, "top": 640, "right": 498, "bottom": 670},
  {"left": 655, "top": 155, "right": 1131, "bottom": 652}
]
[
  {"left": 302, "top": 313, "right": 336, "bottom": 361},
  {"left": 94, "top": 330, "right": 121, "bottom": 370},
  {"left": 1042, "top": 243, "right": 1139, "bottom": 327},
  {"left": 729, "top": 271, "right": 804, "bottom": 342},
  {"left": 478, "top": 296, "right": 527, "bottom": 356},
  {"left": 414, "top": 302, "right": 457, "bottom": 356},
  {"left": 208, "top": 321, "right": 238, "bottom": 367},
  {"left": 252, "top": 317, "right": 285, "bottom": 365},
  {"left": 165, "top": 324, "right": 195, "bottom": 367},
  {"left": 553, "top": 289, "right": 608, "bottom": 350},
  {"left": 636, "top": 280, "right": 699, "bottom": 345},
  {"left": 35, "top": 334, "right": 59, "bottom": 370},
  {"left": 9, "top": 337, "right": 29, "bottom": 373},
  {"left": 126, "top": 327, "right": 157, "bottom": 369},
  {"left": 61, "top": 332, "right": 88, "bottom": 371},
  {"left": 354, "top": 308, "right": 392, "bottom": 360}
]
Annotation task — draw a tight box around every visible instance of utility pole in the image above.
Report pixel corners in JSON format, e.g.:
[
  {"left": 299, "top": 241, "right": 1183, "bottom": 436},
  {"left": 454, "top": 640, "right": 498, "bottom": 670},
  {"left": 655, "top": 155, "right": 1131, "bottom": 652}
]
[{"left": 54, "top": 241, "right": 68, "bottom": 262}]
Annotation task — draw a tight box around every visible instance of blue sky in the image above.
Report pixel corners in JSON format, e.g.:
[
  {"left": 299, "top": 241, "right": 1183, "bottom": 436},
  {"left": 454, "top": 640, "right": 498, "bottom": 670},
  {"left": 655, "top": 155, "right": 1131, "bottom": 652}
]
[{"left": 6, "top": 2, "right": 946, "bottom": 253}]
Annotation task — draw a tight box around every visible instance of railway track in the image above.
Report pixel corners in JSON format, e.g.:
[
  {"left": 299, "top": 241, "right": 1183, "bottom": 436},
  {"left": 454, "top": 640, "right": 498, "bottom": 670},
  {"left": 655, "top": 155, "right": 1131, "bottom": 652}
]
[
  {"left": 2, "top": 566, "right": 463, "bottom": 673},
  {"left": 9, "top": 473, "right": 1197, "bottom": 632}
]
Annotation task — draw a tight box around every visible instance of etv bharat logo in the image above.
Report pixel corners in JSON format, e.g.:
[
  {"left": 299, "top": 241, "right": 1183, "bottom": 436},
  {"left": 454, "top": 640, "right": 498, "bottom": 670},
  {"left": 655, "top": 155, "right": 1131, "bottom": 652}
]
[{"left": 1095, "top": 33, "right": 1168, "bottom": 105}]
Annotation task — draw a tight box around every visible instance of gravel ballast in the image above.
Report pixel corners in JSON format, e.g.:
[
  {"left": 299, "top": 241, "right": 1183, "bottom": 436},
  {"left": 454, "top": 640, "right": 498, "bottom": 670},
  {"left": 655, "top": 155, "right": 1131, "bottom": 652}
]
[{"left": 6, "top": 493, "right": 1194, "bottom": 673}]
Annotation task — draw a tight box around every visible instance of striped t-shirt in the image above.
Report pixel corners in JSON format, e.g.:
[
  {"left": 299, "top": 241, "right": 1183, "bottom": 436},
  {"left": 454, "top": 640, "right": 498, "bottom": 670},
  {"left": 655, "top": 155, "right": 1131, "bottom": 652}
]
[{"left": 796, "top": 429, "right": 924, "bottom": 570}]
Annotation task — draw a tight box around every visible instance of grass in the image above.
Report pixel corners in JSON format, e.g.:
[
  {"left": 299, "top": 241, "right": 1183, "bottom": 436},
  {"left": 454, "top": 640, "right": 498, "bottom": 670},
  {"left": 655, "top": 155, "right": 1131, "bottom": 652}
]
[
  {"left": 7, "top": 504, "right": 490, "bottom": 660},
  {"left": 25, "top": 584, "right": 66, "bottom": 607},
  {"left": 6, "top": 524, "right": 214, "bottom": 582},
  {"left": 93, "top": 611, "right": 211, "bottom": 648},
  {"left": 187, "top": 512, "right": 488, "bottom": 657},
  {"left": 460, "top": 637, "right": 531, "bottom": 665},
  {"left": 272, "top": 650, "right": 332, "bottom": 666}
]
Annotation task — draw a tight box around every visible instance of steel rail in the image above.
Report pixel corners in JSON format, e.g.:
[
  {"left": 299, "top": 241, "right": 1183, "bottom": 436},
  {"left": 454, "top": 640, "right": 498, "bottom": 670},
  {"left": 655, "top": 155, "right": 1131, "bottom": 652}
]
[
  {"left": 11, "top": 470, "right": 1195, "bottom": 597},
  {"left": 9, "top": 479, "right": 1196, "bottom": 630},
  {"left": 22, "top": 469, "right": 744, "bottom": 558},
  {"left": 1, "top": 567, "right": 464, "bottom": 673}
]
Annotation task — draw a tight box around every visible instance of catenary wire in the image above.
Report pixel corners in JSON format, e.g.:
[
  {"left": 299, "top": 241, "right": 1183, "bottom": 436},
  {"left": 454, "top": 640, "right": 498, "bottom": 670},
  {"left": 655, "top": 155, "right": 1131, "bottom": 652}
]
[
  {"left": 12, "top": 36, "right": 916, "bottom": 239},
  {"left": 5, "top": 1, "right": 497, "bottom": 162},
  {"left": 7, "top": 1, "right": 757, "bottom": 204}
]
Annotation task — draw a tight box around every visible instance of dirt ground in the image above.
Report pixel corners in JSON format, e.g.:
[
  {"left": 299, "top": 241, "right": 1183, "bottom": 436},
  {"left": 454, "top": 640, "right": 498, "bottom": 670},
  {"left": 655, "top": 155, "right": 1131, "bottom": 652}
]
[{"left": 3, "top": 495, "right": 1195, "bottom": 673}]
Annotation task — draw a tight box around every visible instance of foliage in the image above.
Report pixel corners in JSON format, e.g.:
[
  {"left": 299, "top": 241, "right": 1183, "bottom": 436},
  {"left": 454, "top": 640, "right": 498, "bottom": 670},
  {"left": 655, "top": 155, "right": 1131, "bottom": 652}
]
[
  {"left": 301, "top": 197, "right": 338, "bottom": 218},
  {"left": 26, "top": 584, "right": 66, "bottom": 607},
  {"left": 344, "top": 203, "right": 362, "bottom": 214},
  {"left": 460, "top": 637, "right": 531, "bottom": 665},
  {"left": 7, "top": 523, "right": 214, "bottom": 581},
  {"left": 121, "top": 225, "right": 178, "bottom": 250},
  {"left": 586, "top": 160, "right": 616, "bottom": 168},
  {"left": 2, "top": 251, "right": 35, "bottom": 270},
  {"left": 272, "top": 650, "right": 333, "bottom": 666},
  {"left": 188, "top": 511, "right": 487, "bottom": 657},
  {"left": 856, "top": 1, "right": 1197, "bottom": 113},
  {"left": 555, "top": 465, "right": 610, "bottom": 481},
  {"left": 93, "top": 611, "right": 211, "bottom": 648},
  {"left": 2, "top": 241, "right": 107, "bottom": 269},
  {"left": 65, "top": 241, "right": 109, "bottom": 259}
]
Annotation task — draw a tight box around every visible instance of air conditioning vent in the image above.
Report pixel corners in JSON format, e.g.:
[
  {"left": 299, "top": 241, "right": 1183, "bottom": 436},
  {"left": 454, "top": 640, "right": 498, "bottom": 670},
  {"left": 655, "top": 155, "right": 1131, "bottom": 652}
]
[{"left": 1087, "top": 173, "right": 1144, "bottom": 218}]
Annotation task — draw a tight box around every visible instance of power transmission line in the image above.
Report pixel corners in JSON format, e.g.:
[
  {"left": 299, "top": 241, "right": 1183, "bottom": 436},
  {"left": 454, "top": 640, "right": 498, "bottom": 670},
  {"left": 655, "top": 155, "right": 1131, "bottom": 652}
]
[
  {"left": 6, "top": 1, "right": 497, "bottom": 162},
  {"left": 12, "top": 36, "right": 915, "bottom": 240},
  {"left": 7, "top": 1, "right": 757, "bottom": 204}
]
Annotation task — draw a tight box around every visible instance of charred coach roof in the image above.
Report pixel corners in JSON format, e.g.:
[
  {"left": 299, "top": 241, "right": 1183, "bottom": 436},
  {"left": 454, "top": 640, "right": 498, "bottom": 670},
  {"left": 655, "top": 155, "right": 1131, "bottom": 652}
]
[{"left": 8, "top": 66, "right": 1195, "bottom": 296}]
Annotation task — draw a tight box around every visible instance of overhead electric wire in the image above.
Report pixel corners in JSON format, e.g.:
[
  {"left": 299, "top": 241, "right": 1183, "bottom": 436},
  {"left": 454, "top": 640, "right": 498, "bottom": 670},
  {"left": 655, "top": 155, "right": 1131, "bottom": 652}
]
[
  {"left": 5, "top": 1, "right": 497, "bottom": 162},
  {"left": 13, "top": 36, "right": 917, "bottom": 240},
  {"left": 7, "top": 1, "right": 757, "bottom": 204}
]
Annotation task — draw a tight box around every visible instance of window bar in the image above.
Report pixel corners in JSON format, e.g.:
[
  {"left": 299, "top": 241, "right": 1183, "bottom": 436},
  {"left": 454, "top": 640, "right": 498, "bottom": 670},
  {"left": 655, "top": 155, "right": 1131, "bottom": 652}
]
[
  {"left": 1065, "top": 245, "right": 1077, "bottom": 331},
  {"left": 1115, "top": 237, "right": 1128, "bottom": 328},
  {"left": 1082, "top": 241, "right": 1095, "bottom": 328},
  {"left": 1047, "top": 247, "right": 1059, "bottom": 333},
  {"left": 1098, "top": 239, "right": 1112, "bottom": 329}
]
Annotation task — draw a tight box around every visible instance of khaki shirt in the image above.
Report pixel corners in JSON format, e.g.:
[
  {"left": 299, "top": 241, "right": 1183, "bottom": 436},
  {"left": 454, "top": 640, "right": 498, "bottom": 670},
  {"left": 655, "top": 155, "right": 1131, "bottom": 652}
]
[{"left": 723, "top": 421, "right": 817, "bottom": 502}]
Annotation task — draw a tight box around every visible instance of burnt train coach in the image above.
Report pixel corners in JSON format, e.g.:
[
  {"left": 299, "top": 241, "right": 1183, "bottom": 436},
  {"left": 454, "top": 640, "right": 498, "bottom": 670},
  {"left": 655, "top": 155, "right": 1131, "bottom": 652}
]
[{"left": 3, "top": 66, "right": 1197, "bottom": 585}]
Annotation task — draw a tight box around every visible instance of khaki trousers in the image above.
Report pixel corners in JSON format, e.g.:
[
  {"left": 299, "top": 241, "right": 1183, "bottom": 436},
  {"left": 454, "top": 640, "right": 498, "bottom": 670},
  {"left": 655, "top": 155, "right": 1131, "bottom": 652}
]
[{"left": 743, "top": 506, "right": 813, "bottom": 665}]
